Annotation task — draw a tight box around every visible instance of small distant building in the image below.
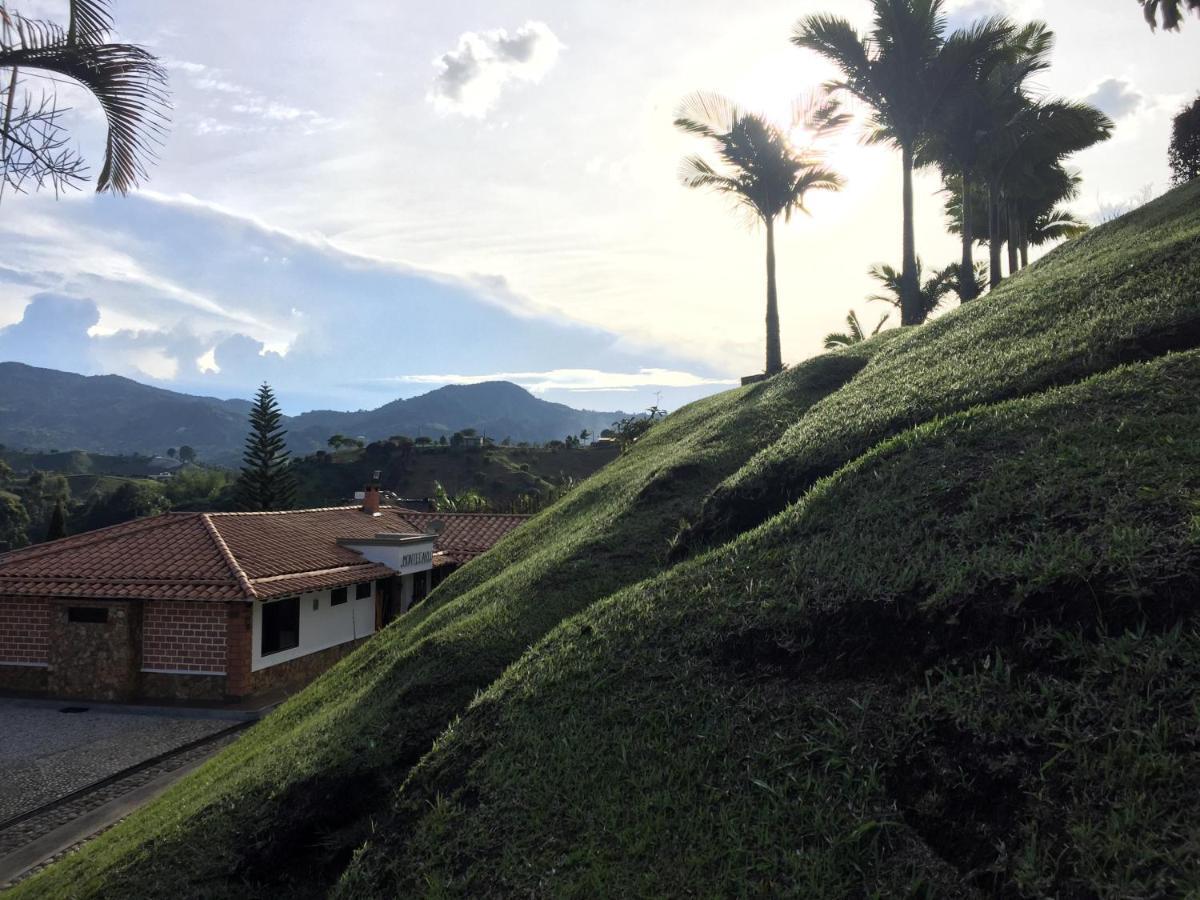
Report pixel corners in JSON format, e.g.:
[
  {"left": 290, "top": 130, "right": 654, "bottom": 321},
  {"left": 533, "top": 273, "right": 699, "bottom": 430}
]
[
  {"left": 0, "top": 487, "right": 527, "bottom": 703},
  {"left": 462, "top": 435, "right": 485, "bottom": 450}
]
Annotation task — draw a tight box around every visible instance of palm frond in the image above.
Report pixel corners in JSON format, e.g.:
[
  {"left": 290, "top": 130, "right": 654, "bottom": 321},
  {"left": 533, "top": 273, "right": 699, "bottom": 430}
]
[
  {"left": 791, "top": 15, "right": 875, "bottom": 102},
  {"left": 67, "top": 0, "right": 113, "bottom": 44},
  {"left": 674, "top": 91, "right": 741, "bottom": 138},
  {"left": 1141, "top": 0, "right": 1200, "bottom": 30},
  {"left": 0, "top": 0, "right": 170, "bottom": 194}
]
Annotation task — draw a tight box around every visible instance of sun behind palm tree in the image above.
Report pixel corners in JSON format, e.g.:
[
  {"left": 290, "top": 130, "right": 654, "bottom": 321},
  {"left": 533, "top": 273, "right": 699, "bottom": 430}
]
[
  {"left": 793, "top": 0, "right": 1003, "bottom": 326},
  {"left": 675, "top": 91, "right": 846, "bottom": 376}
]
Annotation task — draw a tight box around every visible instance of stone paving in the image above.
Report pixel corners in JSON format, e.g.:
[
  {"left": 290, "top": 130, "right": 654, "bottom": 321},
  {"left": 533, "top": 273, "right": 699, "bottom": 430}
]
[
  {"left": 0, "top": 701, "right": 237, "bottom": 823},
  {"left": 0, "top": 729, "right": 245, "bottom": 889}
]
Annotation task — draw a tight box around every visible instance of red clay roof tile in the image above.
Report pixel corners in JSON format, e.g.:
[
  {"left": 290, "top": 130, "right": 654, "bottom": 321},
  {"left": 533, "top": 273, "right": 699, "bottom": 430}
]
[{"left": 0, "top": 506, "right": 529, "bottom": 602}]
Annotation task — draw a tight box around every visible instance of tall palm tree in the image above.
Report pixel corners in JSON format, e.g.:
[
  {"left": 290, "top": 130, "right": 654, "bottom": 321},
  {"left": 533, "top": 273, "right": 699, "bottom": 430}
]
[
  {"left": 824, "top": 309, "right": 890, "bottom": 350},
  {"left": 794, "top": 0, "right": 1000, "bottom": 325},
  {"left": 981, "top": 99, "right": 1111, "bottom": 286},
  {"left": 867, "top": 258, "right": 956, "bottom": 323},
  {"left": 920, "top": 18, "right": 1047, "bottom": 300},
  {"left": 675, "top": 91, "right": 846, "bottom": 375},
  {"left": 1139, "top": 0, "right": 1200, "bottom": 29},
  {"left": 0, "top": 0, "right": 169, "bottom": 196}
]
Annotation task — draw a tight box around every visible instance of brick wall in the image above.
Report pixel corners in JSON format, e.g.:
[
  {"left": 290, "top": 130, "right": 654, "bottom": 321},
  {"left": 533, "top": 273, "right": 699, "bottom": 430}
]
[
  {"left": 226, "top": 603, "right": 252, "bottom": 697},
  {"left": 143, "top": 600, "right": 228, "bottom": 674},
  {"left": 0, "top": 596, "right": 50, "bottom": 666}
]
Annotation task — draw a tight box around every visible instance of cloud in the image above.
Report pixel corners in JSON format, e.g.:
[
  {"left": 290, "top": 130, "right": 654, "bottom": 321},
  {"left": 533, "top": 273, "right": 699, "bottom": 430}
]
[
  {"left": 945, "top": 0, "right": 1044, "bottom": 31},
  {"left": 429, "top": 21, "right": 563, "bottom": 118},
  {"left": 384, "top": 368, "right": 737, "bottom": 394},
  {"left": 166, "top": 57, "right": 337, "bottom": 135},
  {"left": 1085, "top": 78, "right": 1145, "bottom": 120},
  {"left": 0, "top": 193, "right": 721, "bottom": 414},
  {"left": 0, "top": 294, "right": 102, "bottom": 372}
]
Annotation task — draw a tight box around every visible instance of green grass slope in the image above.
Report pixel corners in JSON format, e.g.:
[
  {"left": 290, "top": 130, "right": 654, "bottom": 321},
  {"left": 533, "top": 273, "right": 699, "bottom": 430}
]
[
  {"left": 16, "top": 179, "right": 1200, "bottom": 899},
  {"left": 11, "top": 340, "right": 882, "bottom": 899},
  {"left": 343, "top": 351, "right": 1200, "bottom": 897}
]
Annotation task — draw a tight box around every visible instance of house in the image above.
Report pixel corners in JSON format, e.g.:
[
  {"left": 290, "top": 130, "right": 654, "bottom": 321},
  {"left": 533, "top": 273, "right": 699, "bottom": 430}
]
[{"left": 0, "top": 486, "right": 528, "bottom": 703}]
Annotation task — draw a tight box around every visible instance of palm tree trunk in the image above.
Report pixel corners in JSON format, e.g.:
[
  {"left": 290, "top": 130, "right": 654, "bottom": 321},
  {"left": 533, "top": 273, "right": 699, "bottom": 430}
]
[
  {"left": 959, "top": 172, "right": 978, "bottom": 302},
  {"left": 988, "top": 180, "right": 1003, "bottom": 290},
  {"left": 901, "top": 143, "right": 919, "bottom": 325},
  {"left": 1007, "top": 205, "right": 1019, "bottom": 277},
  {"left": 1020, "top": 233, "right": 1029, "bottom": 269},
  {"left": 764, "top": 216, "right": 783, "bottom": 375}
]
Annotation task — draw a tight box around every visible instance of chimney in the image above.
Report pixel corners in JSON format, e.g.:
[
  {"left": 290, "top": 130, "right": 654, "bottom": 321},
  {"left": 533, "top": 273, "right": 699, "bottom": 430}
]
[{"left": 362, "top": 470, "right": 382, "bottom": 515}]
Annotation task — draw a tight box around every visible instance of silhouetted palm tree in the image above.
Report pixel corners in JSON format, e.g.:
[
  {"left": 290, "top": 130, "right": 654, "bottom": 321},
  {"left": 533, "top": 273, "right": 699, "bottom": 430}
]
[
  {"left": 921, "top": 18, "right": 1046, "bottom": 299},
  {"left": 0, "top": 0, "right": 168, "bottom": 196},
  {"left": 981, "top": 99, "right": 1111, "bottom": 285},
  {"left": 867, "top": 259, "right": 956, "bottom": 323},
  {"left": 824, "top": 309, "right": 889, "bottom": 349},
  {"left": 794, "top": 0, "right": 1001, "bottom": 325},
  {"left": 675, "top": 91, "right": 846, "bottom": 375},
  {"left": 1139, "top": 0, "right": 1200, "bottom": 30}
]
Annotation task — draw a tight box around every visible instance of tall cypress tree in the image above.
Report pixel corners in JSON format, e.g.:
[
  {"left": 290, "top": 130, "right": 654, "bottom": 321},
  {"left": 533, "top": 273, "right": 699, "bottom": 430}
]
[
  {"left": 234, "top": 383, "right": 296, "bottom": 511},
  {"left": 45, "top": 498, "right": 68, "bottom": 541}
]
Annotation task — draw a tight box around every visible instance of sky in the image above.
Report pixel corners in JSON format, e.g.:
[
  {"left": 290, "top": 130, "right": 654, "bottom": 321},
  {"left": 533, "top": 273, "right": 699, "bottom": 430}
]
[{"left": 0, "top": 0, "right": 1197, "bottom": 415}]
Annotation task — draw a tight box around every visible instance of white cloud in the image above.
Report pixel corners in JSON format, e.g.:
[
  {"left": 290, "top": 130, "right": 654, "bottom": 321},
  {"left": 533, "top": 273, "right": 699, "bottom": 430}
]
[
  {"left": 388, "top": 368, "right": 736, "bottom": 394},
  {"left": 1085, "top": 77, "right": 1145, "bottom": 119},
  {"left": 429, "top": 21, "right": 563, "bottom": 118}
]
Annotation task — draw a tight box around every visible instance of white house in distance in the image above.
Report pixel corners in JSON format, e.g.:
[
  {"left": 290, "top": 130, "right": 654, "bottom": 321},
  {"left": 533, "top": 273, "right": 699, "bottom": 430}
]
[{"left": 0, "top": 485, "right": 528, "bottom": 703}]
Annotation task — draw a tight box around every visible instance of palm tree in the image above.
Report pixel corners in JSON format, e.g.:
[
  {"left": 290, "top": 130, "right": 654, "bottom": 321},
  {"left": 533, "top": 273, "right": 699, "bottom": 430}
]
[
  {"left": 0, "top": 0, "right": 169, "bottom": 196},
  {"left": 866, "top": 259, "right": 957, "bottom": 323},
  {"left": 920, "top": 18, "right": 1045, "bottom": 300},
  {"left": 1024, "top": 208, "right": 1087, "bottom": 262},
  {"left": 824, "top": 309, "right": 890, "bottom": 350},
  {"left": 793, "top": 1, "right": 1001, "bottom": 325},
  {"left": 1139, "top": 0, "right": 1200, "bottom": 30},
  {"left": 981, "top": 99, "right": 1111, "bottom": 286},
  {"left": 675, "top": 91, "right": 846, "bottom": 375}
]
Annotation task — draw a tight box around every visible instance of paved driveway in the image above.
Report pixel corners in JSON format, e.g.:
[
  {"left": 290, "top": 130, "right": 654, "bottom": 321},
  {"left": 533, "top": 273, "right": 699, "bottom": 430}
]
[{"left": 0, "top": 701, "right": 236, "bottom": 822}]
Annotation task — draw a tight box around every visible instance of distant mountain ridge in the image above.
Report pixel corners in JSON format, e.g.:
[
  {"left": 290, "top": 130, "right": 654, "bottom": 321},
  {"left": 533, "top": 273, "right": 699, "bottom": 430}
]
[{"left": 0, "top": 363, "right": 626, "bottom": 464}]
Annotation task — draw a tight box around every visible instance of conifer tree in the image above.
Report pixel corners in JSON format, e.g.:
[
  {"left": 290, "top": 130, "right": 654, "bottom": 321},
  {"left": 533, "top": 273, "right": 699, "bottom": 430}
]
[
  {"left": 234, "top": 383, "right": 296, "bottom": 511},
  {"left": 45, "top": 497, "right": 68, "bottom": 541}
]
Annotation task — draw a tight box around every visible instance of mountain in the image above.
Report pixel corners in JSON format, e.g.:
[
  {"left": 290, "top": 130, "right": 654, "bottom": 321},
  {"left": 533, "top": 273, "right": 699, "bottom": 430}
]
[
  {"left": 0, "top": 364, "right": 625, "bottom": 463},
  {"left": 19, "top": 181, "right": 1200, "bottom": 898},
  {"left": 285, "top": 381, "right": 623, "bottom": 451},
  {"left": 0, "top": 364, "right": 252, "bottom": 462}
]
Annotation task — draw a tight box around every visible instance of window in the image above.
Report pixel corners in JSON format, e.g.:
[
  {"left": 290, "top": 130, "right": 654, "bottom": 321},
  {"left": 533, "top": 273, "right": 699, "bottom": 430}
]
[
  {"left": 68, "top": 606, "right": 107, "bottom": 624},
  {"left": 261, "top": 597, "right": 300, "bottom": 656},
  {"left": 330, "top": 587, "right": 348, "bottom": 606},
  {"left": 355, "top": 581, "right": 372, "bottom": 600}
]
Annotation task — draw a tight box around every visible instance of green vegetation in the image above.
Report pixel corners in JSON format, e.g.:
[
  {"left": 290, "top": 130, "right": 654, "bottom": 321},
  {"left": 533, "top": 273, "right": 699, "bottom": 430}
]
[
  {"left": 234, "top": 383, "right": 296, "bottom": 511},
  {"left": 1170, "top": 93, "right": 1200, "bottom": 186},
  {"left": 823, "top": 308, "right": 889, "bottom": 349},
  {"left": 16, "top": 179, "right": 1200, "bottom": 898},
  {"left": 291, "top": 439, "right": 617, "bottom": 512}
]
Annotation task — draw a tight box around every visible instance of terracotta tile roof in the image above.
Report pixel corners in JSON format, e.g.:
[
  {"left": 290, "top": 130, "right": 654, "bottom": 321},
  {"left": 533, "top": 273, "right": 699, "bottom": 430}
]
[
  {"left": 389, "top": 509, "right": 530, "bottom": 564},
  {"left": 0, "top": 505, "right": 530, "bottom": 602}
]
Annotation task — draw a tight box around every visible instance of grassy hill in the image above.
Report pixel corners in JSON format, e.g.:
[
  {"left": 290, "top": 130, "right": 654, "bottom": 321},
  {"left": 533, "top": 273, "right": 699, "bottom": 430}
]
[{"left": 15, "top": 180, "right": 1200, "bottom": 898}]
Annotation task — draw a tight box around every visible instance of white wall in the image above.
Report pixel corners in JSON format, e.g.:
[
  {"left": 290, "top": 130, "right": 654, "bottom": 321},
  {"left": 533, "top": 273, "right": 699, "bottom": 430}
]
[
  {"left": 251, "top": 583, "right": 376, "bottom": 672},
  {"left": 340, "top": 538, "right": 435, "bottom": 576}
]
